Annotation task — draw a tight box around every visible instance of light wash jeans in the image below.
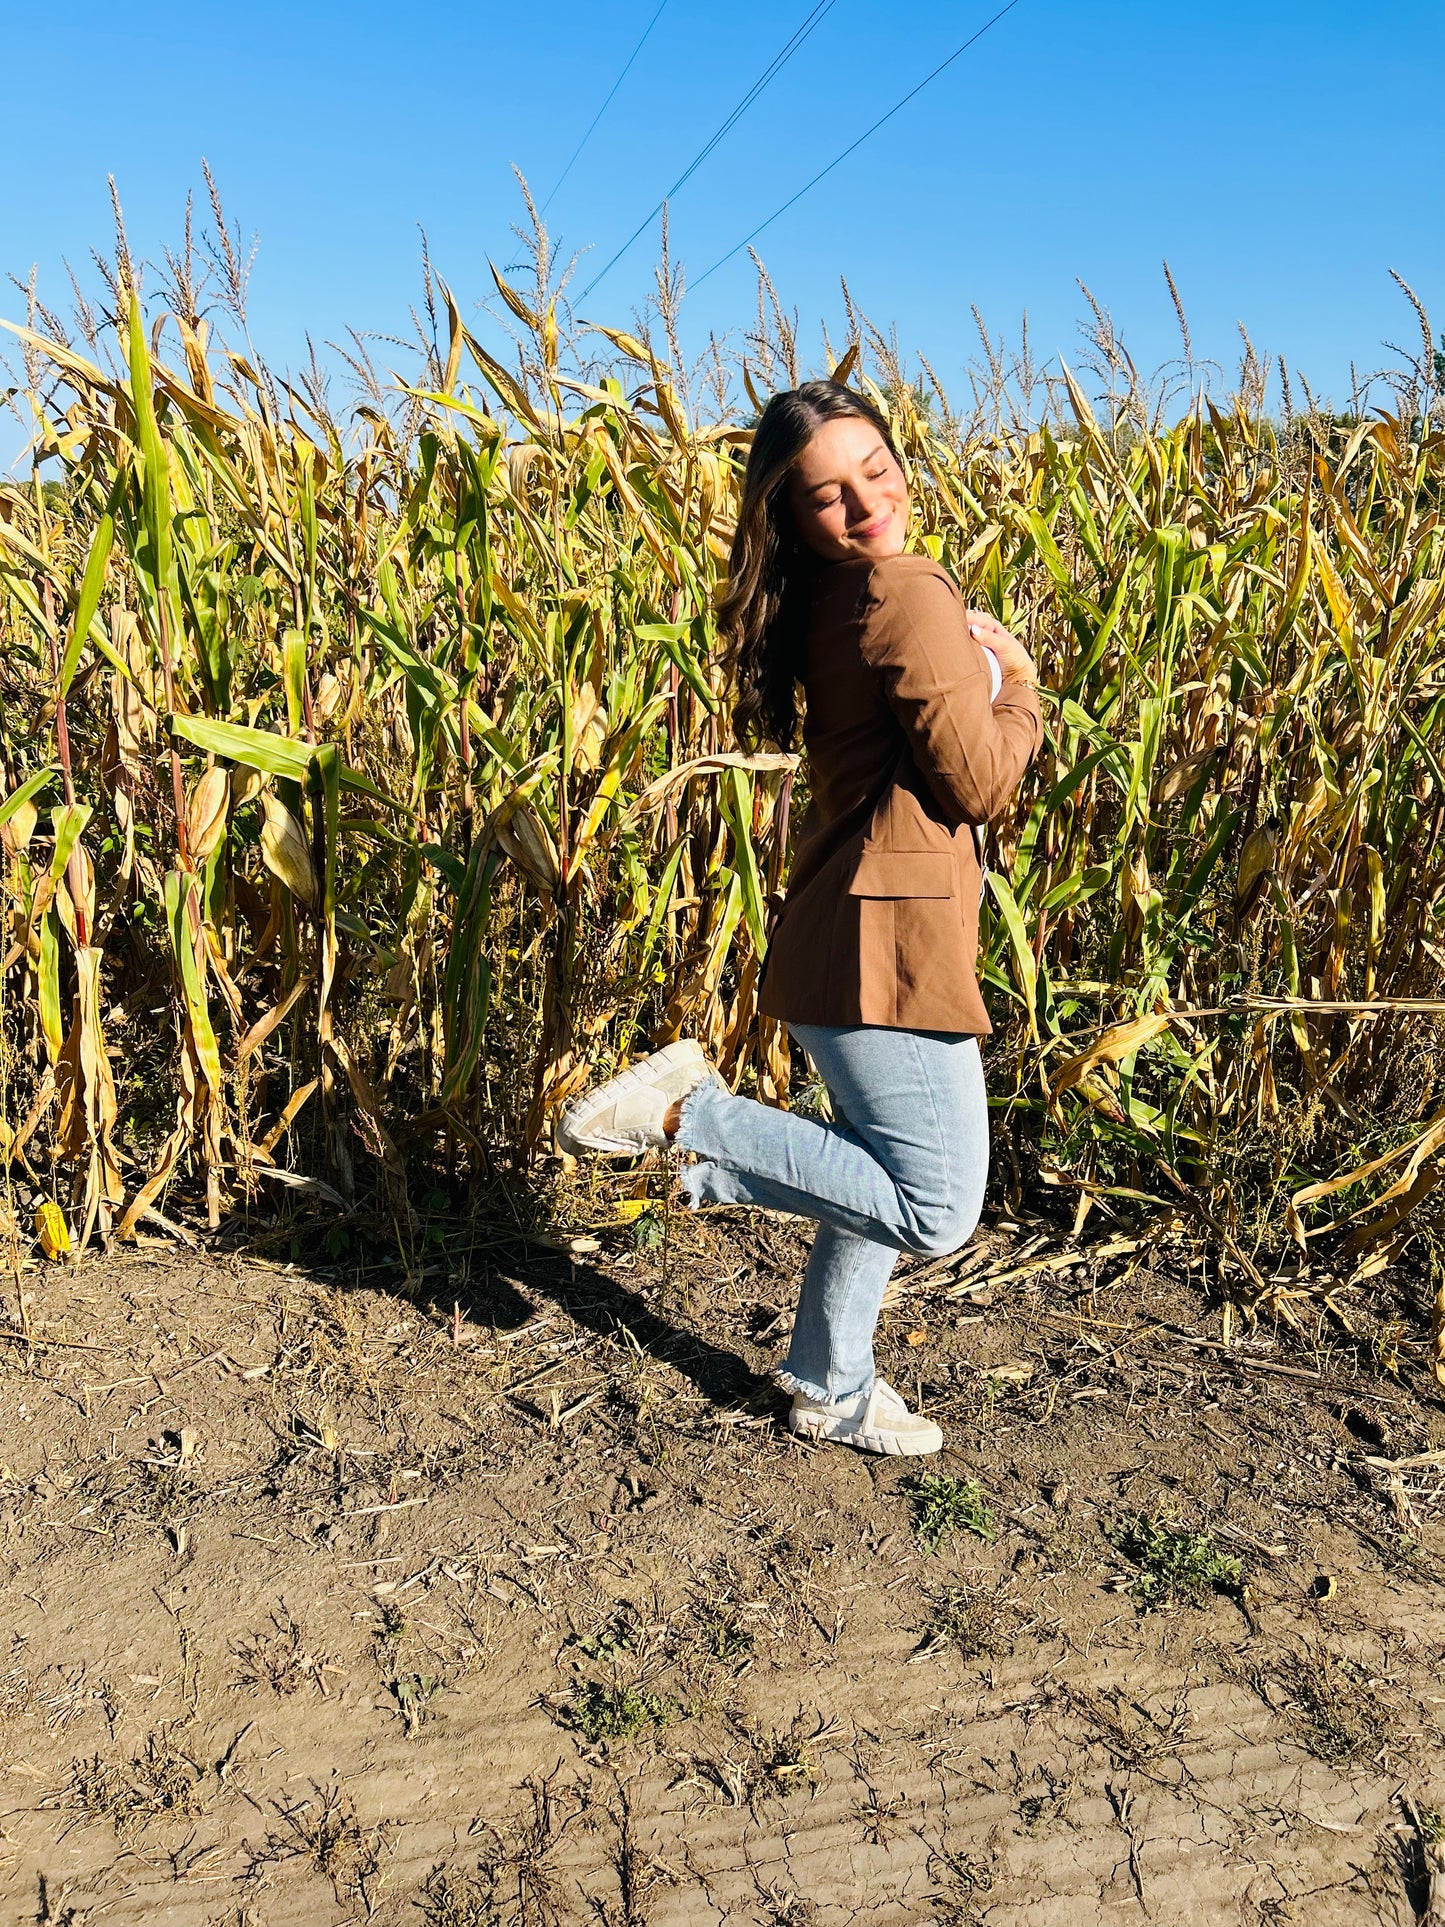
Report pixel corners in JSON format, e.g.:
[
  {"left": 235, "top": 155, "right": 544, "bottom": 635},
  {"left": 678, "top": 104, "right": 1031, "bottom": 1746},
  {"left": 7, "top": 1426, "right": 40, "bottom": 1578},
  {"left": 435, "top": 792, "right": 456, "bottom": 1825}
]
[{"left": 677, "top": 1025, "right": 989, "bottom": 1402}]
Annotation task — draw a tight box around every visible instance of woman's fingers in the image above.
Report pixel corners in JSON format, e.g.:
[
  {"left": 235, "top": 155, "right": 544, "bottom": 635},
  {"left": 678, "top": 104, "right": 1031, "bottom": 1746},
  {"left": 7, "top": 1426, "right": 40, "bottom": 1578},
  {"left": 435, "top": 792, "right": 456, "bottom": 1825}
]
[
  {"left": 968, "top": 611, "right": 1036, "bottom": 682},
  {"left": 967, "top": 611, "right": 1020, "bottom": 650}
]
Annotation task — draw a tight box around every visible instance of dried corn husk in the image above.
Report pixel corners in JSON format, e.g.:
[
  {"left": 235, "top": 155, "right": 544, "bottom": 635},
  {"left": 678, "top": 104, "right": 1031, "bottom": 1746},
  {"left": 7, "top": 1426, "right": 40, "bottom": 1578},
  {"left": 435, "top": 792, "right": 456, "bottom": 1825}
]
[
  {"left": 571, "top": 682, "right": 609, "bottom": 773},
  {"left": 313, "top": 671, "right": 344, "bottom": 725},
  {"left": 230, "top": 765, "right": 264, "bottom": 808},
  {"left": 2, "top": 798, "right": 38, "bottom": 856},
  {"left": 1121, "top": 851, "right": 1154, "bottom": 942},
  {"left": 495, "top": 805, "right": 560, "bottom": 891},
  {"left": 186, "top": 767, "right": 230, "bottom": 862},
  {"left": 1236, "top": 823, "right": 1276, "bottom": 918},
  {"left": 260, "top": 795, "right": 318, "bottom": 906}
]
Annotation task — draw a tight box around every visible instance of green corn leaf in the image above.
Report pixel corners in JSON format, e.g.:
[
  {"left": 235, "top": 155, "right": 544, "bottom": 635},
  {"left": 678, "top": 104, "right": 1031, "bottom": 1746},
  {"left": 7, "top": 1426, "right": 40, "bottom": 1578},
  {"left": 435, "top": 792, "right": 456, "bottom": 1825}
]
[
  {"left": 59, "top": 512, "right": 114, "bottom": 696},
  {"left": 49, "top": 803, "right": 92, "bottom": 883},
  {"left": 719, "top": 765, "right": 768, "bottom": 957},
  {"left": 164, "top": 869, "right": 223, "bottom": 1093},
  {"left": 167, "top": 714, "right": 314, "bottom": 783},
  {"left": 282, "top": 629, "right": 307, "bottom": 737},
  {"left": 1040, "top": 865, "right": 1114, "bottom": 913},
  {"left": 37, "top": 907, "right": 62, "bottom": 1064},
  {"left": 125, "top": 296, "right": 179, "bottom": 625},
  {"left": 985, "top": 871, "right": 1038, "bottom": 1042},
  {"left": 636, "top": 836, "right": 688, "bottom": 977},
  {"left": 0, "top": 768, "right": 55, "bottom": 828},
  {"left": 308, "top": 744, "right": 342, "bottom": 920},
  {"left": 164, "top": 714, "right": 405, "bottom": 814},
  {"left": 439, "top": 846, "right": 499, "bottom": 1108},
  {"left": 637, "top": 622, "right": 717, "bottom": 710}
]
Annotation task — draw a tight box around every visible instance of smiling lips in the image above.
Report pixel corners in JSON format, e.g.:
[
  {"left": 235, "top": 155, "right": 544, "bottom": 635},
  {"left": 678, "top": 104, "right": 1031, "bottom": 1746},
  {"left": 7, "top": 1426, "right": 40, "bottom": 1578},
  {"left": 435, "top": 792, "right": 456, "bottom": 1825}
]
[{"left": 852, "top": 511, "right": 892, "bottom": 540}]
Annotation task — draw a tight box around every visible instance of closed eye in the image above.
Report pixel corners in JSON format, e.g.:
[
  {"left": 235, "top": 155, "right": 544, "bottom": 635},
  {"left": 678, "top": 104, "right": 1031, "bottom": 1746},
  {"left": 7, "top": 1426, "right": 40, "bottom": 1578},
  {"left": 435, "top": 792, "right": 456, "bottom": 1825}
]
[{"left": 809, "top": 469, "right": 891, "bottom": 505}]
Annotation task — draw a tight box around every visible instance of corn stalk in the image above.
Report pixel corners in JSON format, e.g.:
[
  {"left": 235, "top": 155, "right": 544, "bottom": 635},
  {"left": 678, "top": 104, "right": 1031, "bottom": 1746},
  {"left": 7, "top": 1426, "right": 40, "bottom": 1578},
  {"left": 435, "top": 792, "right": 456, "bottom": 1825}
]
[{"left": 2, "top": 262, "right": 1444, "bottom": 1325}]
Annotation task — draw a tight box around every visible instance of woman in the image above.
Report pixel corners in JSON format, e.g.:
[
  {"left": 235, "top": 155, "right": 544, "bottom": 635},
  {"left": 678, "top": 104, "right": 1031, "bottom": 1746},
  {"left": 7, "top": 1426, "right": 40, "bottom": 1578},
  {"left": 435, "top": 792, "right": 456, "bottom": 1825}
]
[{"left": 559, "top": 381, "right": 1041, "bottom": 1458}]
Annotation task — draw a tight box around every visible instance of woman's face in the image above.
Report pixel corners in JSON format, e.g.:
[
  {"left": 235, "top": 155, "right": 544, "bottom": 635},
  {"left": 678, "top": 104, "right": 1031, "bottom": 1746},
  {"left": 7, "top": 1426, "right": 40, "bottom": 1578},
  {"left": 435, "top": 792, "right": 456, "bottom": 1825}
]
[{"left": 785, "top": 414, "right": 909, "bottom": 563}]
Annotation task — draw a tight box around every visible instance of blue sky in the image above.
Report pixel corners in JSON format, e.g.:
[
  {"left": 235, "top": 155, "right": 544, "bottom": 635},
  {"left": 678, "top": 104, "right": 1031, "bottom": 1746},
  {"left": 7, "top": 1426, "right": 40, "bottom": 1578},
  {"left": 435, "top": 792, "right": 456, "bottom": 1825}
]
[{"left": 3, "top": 0, "right": 1443, "bottom": 459}]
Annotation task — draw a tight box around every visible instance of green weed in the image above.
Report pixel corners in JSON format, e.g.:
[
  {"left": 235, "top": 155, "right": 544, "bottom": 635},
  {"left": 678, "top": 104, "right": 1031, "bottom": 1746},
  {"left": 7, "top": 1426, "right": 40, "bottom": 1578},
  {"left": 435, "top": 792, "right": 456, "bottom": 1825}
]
[
  {"left": 697, "top": 1609, "right": 755, "bottom": 1664},
  {"left": 1105, "top": 1514, "right": 1242, "bottom": 1610},
  {"left": 559, "top": 1679, "right": 673, "bottom": 1748},
  {"left": 908, "top": 1475, "right": 995, "bottom": 1552}
]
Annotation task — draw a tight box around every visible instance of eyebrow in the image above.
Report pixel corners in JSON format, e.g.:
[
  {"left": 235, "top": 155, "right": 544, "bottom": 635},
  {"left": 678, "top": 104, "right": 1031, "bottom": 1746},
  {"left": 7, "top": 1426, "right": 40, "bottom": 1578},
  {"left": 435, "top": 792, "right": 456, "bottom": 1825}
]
[{"left": 801, "top": 440, "right": 889, "bottom": 494}]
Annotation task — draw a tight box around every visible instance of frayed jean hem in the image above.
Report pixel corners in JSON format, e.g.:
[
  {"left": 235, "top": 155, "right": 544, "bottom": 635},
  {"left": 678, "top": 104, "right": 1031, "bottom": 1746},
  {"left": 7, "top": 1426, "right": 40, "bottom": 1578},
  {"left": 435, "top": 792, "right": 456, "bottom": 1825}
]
[
  {"left": 675, "top": 1082, "right": 720, "bottom": 1206},
  {"left": 776, "top": 1366, "right": 872, "bottom": 1404},
  {"left": 675, "top": 1080, "right": 727, "bottom": 1153},
  {"left": 675, "top": 1084, "right": 763, "bottom": 1215}
]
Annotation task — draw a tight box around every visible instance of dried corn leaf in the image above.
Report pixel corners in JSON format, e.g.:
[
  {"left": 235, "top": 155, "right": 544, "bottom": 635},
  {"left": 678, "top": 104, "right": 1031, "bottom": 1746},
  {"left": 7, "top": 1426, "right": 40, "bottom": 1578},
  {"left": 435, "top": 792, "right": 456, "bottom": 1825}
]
[{"left": 1049, "top": 1009, "right": 1175, "bottom": 1101}]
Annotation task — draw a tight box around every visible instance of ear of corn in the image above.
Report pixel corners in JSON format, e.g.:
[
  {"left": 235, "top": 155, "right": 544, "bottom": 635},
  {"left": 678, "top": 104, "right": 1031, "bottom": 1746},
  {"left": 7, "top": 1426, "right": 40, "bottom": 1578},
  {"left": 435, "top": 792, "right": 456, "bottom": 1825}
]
[
  {"left": 1, "top": 242, "right": 1444, "bottom": 1323},
  {"left": 35, "top": 1198, "right": 70, "bottom": 1260}
]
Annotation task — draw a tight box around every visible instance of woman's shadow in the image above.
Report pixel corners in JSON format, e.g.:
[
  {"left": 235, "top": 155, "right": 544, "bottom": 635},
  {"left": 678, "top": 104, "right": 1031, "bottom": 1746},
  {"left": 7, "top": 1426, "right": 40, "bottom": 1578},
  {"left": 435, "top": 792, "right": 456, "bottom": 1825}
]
[{"left": 453, "top": 1240, "right": 781, "bottom": 1418}]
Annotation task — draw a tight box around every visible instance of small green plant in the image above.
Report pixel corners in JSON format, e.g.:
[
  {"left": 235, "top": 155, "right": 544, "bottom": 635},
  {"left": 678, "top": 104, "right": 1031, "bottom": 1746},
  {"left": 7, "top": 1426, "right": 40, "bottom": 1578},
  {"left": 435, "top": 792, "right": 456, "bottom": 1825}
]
[
  {"left": 1104, "top": 1515, "right": 1242, "bottom": 1610},
  {"left": 390, "top": 1672, "right": 442, "bottom": 1737},
  {"left": 908, "top": 1475, "right": 994, "bottom": 1552},
  {"left": 697, "top": 1609, "right": 755, "bottom": 1663},
  {"left": 1370, "top": 1318, "right": 1404, "bottom": 1378},
  {"left": 629, "top": 1210, "right": 664, "bottom": 1251},
  {"left": 559, "top": 1679, "right": 672, "bottom": 1748}
]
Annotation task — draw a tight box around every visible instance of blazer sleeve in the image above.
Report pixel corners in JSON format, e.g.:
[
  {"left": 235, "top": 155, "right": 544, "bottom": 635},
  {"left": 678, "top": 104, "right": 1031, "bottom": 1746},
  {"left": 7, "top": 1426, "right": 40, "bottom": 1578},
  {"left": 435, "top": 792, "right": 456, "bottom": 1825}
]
[{"left": 859, "top": 561, "right": 1043, "bottom": 826}]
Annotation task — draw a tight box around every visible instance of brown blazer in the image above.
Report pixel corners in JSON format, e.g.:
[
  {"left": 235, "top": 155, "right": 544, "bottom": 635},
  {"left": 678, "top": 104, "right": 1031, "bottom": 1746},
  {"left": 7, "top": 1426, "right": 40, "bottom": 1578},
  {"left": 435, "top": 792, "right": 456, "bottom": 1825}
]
[{"left": 757, "top": 554, "right": 1043, "bottom": 1036}]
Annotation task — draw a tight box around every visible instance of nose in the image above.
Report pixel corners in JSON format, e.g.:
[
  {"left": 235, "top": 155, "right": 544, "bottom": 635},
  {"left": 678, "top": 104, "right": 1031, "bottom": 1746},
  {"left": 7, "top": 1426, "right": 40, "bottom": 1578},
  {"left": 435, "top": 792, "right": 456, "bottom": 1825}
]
[{"left": 846, "top": 482, "right": 888, "bottom": 528}]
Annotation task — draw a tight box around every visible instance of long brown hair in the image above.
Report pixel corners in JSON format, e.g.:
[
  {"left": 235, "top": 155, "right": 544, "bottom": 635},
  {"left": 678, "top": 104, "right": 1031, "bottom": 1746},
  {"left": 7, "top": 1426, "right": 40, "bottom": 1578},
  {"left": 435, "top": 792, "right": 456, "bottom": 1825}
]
[{"left": 718, "top": 380, "right": 902, "bottom": 751}]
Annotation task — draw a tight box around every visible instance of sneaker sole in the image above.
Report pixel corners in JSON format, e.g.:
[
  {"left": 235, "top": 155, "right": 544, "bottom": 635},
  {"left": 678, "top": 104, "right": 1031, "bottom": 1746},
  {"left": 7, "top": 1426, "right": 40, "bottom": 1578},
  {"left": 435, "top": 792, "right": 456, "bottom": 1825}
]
[
  {"left": 556, "top": 1040, "right": 708, "bottom": 1156},
  {"left": 788, "top": 1411, "right": 943, "bottom": 1458}
]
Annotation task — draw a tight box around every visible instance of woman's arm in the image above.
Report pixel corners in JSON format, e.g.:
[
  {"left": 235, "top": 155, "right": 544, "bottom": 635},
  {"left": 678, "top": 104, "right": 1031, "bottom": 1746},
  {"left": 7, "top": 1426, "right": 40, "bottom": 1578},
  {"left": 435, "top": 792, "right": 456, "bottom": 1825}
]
[{"left": 860, "top": 562, "right": 1042, "bottom": 826}]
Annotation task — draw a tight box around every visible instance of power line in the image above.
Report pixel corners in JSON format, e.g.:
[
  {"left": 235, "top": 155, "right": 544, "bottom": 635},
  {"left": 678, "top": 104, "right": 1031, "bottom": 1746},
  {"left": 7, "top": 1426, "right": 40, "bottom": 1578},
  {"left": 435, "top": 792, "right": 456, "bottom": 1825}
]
[
  {"left": 577, "top": 0, "right": 842, "bottom": 303},
  {"left": 541, "top": 0, "right": 672, "bottom": 215},
  {"left": 578, "top": 0, "right": 840, "bottom": 300},
  {"left": 693, "top": 0, "right": 1025, "bottom": 289}
]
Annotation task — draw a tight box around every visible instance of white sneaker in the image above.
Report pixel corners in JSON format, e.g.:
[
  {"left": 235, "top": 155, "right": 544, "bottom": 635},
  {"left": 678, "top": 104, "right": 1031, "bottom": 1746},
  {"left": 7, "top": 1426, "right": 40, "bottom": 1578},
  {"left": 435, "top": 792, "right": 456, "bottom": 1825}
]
[
  {"left": 556, "top": 1040, "right": 719, "bottom": 1157},
  {"left": 788, "top": 1377, "right": 943, "bottom": 1457}
]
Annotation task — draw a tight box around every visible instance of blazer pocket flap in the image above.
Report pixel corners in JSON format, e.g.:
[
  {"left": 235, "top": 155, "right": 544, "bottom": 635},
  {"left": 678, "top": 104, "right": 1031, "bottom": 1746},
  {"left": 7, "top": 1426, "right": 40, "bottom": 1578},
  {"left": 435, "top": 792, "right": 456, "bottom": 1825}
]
[{"left": 847, "top": 849, "right": 955, "bottom": 899}]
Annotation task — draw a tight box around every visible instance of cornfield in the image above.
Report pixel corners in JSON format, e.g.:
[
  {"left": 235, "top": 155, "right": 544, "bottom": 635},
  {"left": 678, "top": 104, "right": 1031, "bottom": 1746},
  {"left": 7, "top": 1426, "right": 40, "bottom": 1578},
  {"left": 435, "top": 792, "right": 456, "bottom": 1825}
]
[{"left": 3, "top": 205, "right": 1445, "bottom": 1337}]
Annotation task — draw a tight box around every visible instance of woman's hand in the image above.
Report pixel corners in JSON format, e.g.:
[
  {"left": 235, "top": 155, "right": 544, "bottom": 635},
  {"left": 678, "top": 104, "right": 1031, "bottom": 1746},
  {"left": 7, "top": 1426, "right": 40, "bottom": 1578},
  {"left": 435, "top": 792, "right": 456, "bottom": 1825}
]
[{"left": 967, "top": 610, "right": 1037, "bottom": 688}]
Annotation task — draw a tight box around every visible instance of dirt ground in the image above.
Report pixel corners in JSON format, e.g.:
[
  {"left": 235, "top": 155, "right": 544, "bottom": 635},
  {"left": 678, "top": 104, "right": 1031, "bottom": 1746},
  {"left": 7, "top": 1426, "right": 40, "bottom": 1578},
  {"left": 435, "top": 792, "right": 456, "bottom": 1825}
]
[{"left": 2, "top": 1188, "right": 1445, "bottom": 1927}]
